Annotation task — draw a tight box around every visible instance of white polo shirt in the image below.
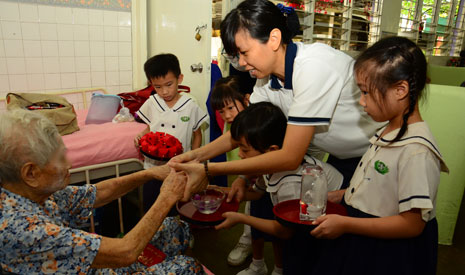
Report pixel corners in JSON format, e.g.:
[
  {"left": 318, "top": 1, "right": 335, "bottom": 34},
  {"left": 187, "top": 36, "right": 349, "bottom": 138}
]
[
  {"left": 250, "top": 42, "right": 385, "bottom": 159},
  {"left": 344, "top": 122, "right": 448, "bottom": 222},
  {"left": 254, "top": 155, "right": 343, "bottom": 206},
  {"left": 136, "top": 93, "right": 208, "bottom": 167}
]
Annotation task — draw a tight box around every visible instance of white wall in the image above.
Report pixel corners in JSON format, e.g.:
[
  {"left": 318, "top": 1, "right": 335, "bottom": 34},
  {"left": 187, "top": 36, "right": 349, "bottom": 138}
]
[
  {"left": 146, "top": 0, "right": 212, "bottom": 111},
  {"left": 0, "top": 1, "right": 133, "bottom": 99}
]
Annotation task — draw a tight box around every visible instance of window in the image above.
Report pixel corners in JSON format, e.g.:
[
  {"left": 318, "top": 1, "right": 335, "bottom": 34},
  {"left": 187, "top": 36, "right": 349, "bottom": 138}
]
[
  {"left": 399, "top": 0, "right": 465, "bottom": 56},
  {"left": 449, "top": 0, "right": 465, "bottom": 55}
]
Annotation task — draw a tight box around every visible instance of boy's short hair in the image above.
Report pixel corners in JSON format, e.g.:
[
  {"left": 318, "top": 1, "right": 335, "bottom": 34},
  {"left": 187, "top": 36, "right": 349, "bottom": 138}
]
[
  {"left": 231, "top": 102, "right": 287, "bottom": 153},
  {"left": 144, "top": 53, "right": 181, "bottom": 80}
]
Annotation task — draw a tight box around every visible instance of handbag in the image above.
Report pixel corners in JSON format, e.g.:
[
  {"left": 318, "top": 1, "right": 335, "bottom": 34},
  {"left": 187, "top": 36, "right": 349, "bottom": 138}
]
[
  {"left": 118, "top": 85, "right": 191, "bottom": 117},
  {"left": 6, "top": 93, "right": 79, "bottom": 136},
  {"left": 118, "top": 85, "right": 154, "bottom": 116}
]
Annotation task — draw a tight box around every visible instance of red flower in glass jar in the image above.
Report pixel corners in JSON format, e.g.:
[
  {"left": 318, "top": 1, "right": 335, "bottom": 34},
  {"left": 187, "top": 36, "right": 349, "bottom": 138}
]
[{"left": 139, "top": 132, "right": 184, "bottom": 160}]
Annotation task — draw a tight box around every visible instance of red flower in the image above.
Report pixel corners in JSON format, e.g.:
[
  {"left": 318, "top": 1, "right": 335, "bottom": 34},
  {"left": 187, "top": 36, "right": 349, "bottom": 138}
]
[
  {"left": 140, "top": 141, "right": 149, "bottom": 152},
  {"left": 139, "top": 132, "right": 183, "bottom": 160},
  {"left": 147, "top": 145, "right": 157, "bottom": 155}
]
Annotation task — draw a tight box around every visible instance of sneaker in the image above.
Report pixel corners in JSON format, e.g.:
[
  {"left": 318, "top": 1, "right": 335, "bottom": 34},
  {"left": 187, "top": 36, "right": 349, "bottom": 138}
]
[
  {"left": 237, "top": 261, "right": 268, "bottom": 275},
  {"left": 227, "top": 242, "right": 252, "bottom": 266}
]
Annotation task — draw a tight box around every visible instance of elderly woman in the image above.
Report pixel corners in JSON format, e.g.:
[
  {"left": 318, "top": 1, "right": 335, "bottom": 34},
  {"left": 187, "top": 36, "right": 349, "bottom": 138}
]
[{"left": 0, "top": 109, "right": 203, "bottom": 274}]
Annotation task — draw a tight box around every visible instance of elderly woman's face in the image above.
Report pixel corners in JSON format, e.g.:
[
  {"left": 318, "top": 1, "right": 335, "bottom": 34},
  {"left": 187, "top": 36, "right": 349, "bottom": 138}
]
[{"left": 38, "top": 142, "right": 71, "bottom": 193}]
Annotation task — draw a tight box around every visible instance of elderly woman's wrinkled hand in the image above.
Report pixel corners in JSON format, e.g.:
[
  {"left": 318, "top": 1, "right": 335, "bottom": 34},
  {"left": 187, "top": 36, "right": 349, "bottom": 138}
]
[
  {"left": 160, "top": 169, "right": 187, "bottom": 202},
  {"left": 147, "top": 164, "right": 170, "bottom": 181},
  {"left": 168, "top": 162, "right": 209, "bottom": 202}
]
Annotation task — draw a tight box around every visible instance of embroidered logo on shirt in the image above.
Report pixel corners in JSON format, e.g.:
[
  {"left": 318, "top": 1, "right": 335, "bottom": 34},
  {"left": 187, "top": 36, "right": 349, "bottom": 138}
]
[
  {"left": 180, "top": 116, "right": 190, "bottom": 122},
  {"left": 374, "top": 160, "right": 389, "bottom": 175}
]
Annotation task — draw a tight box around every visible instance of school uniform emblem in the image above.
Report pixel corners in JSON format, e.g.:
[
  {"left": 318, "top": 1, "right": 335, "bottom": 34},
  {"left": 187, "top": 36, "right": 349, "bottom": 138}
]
[
  {"left": 180, "top": 116, "right": 190, "bottom": 122},
  {"left": 374, "top": 160, "right": 389, "bottom": 175}
]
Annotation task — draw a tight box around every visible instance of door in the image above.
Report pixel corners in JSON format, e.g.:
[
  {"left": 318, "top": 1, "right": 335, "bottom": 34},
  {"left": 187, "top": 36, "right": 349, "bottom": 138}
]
[{"left": 147, "top": 0, "right": 212, "bottom": 110}]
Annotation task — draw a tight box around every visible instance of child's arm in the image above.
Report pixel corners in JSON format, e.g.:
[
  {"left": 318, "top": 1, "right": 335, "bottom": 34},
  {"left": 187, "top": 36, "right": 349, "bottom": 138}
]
[
  {"left": 191, "top": 128, "right": 202, "bottom": 150},
  {"left": 311, "top": 209, "right": 425, "bottom": 239},
  {"left": 134, "top": 125, "right": 150, "bottom": 147},
  {"left": 219, "top": 184, "right": 266, "bottom": 202},
  {"left": 242, "top": 188, "right": 265, "bottom": 201},
  {"left": 328, "top": 189, "right": 346, "bottom": 204},
  {"left": 215, "top": 212, "right": 294, "bottom": 239}
]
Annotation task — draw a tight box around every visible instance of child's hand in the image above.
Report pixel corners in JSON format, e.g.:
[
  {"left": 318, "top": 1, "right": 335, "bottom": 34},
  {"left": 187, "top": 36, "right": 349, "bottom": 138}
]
[
  {"left": 134, "top": 133, "right": 143, "bottom": 148},
  {"left": 327, "top": 189, "right": 346, "bottom": 204},
  {"left": 211, "top": 185, "right": 231, "bottom": 194},
  {"left": 310, "top": 214, "right": 346, "bottom": 239},
  {"left": 134, "top": 126, "right": 149, "bottom": 148},
  {"left": 215, "top": 212, "right": 244, "bottom": 230},
  {"left": 227, "top": 177, "right": 247, "bottom": 203}
]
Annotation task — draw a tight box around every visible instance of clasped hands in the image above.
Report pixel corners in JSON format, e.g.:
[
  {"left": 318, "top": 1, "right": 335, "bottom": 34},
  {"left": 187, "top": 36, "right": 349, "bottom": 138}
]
[{"left": 166, "top": 152, "right": 209, "bottom": 202}]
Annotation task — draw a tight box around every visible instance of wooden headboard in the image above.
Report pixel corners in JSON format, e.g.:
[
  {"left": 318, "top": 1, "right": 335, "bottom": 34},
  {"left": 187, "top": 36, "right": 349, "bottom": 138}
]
[{"left": 0, "top": 88, "right": 107, "bottom": 113}]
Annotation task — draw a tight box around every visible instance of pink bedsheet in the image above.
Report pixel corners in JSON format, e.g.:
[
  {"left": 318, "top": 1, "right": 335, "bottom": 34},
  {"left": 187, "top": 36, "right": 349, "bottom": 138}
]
[{"left": 62, "top": 109, "right": 146, "bottom": 169}]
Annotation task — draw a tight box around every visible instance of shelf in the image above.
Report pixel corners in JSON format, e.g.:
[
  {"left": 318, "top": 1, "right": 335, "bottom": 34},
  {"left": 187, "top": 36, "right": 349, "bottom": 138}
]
[
  {"left": 312, "top": 36, "right": 348, "bottom": 43},
  {"left": 351, "top": 18, "right": 380, "bottom": 26}
]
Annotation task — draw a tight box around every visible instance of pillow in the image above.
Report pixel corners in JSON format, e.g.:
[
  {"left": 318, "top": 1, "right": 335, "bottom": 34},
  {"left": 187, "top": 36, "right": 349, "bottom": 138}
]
[{"left": 85, "top": 93, "right": 121, "bottom": 124}]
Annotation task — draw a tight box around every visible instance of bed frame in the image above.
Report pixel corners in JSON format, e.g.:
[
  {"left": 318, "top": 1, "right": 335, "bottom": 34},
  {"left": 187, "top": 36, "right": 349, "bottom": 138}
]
[{"left": 1, "top": 89, "right": 144, "bottom": 233}]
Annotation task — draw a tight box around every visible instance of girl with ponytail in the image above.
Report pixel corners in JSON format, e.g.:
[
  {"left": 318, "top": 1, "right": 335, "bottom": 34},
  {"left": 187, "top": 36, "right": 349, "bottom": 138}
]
[{"left": 308, "top": 36, "right": 449, "bottom": 275}]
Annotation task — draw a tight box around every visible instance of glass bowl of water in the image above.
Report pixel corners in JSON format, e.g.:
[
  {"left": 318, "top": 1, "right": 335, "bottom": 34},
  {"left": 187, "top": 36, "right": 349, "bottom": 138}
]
[{"left": 191, "top": 187, "right": 225, "bottom": 214}]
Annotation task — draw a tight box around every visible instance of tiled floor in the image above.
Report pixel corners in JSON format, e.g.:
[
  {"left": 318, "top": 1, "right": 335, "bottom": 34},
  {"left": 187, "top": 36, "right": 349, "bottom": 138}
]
[
  {"left": 101, "top": 189, "right": 465, "bottom": 275},
  {"left": 192, "top": 198, "right": 465, "bottom": 275}
]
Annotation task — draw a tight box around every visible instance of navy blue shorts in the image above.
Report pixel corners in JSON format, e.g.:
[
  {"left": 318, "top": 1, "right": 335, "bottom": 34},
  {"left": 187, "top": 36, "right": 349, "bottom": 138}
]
[{"left": 250, "top": 193, "right": 277, "bottom": 242}]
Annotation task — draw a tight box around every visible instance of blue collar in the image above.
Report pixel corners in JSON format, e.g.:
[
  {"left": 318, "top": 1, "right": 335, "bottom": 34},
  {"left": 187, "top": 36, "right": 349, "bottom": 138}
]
[{"left": 270, "top": 42, "right": 297, "bottom": 89}]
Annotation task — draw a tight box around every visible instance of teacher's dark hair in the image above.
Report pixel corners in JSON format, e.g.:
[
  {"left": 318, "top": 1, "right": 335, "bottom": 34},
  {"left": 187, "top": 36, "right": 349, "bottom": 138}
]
[
  {"left": 221, "top": 0, "right": 300, "bottom": 56},
  {"left": 231, "top": 102, "right": 287, "bottom": 153}
]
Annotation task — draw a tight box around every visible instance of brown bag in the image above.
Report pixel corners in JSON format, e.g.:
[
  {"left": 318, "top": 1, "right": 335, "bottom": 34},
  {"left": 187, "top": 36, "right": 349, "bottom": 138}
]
[{"left": 6, "top": 93, "right": 79, "bottom": 136}]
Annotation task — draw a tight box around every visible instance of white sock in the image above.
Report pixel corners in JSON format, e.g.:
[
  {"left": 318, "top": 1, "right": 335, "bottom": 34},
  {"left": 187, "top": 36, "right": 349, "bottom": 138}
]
[
  {"left": 273, "top": 266, "right": 283, "bottom": 274},
  {"left": 252, "top": 258, "right": 265, "bottom": 267}
]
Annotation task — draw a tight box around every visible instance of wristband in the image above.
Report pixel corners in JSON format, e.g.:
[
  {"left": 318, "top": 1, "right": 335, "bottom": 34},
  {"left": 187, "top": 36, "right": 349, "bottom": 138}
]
[{"left": 203, "top": 161, "right": 213, "bottom": 183}]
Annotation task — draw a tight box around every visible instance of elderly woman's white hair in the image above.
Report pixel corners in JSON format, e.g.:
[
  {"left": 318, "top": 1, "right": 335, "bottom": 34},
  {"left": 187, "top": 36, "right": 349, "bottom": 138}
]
[{"left": 0, "top": 109, "right": 61, "bottom": 183}]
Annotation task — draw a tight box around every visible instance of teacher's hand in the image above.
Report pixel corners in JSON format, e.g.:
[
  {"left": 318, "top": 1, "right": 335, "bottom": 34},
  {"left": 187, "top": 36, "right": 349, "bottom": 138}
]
[
  {"left": 168, "top": 150, "right": 199, "bottom": 165},
  {"left": 168, "top": 161, "right": 209, "bottom": 201}
]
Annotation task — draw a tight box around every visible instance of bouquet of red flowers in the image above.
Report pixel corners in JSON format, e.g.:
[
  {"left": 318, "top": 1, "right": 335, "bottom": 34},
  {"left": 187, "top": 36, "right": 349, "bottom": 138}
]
[{"left": 139, "top": 132, "right": 184, "bottom": 160}]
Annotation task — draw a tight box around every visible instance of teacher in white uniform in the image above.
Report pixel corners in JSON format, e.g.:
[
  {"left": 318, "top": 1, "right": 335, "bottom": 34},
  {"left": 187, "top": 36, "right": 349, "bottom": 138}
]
[{"left": 170, "top": 0, "right": 383, "bottom": 200}]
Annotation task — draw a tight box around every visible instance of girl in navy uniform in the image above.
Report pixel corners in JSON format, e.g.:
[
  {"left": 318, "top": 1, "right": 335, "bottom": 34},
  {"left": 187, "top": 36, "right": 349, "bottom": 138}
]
[
  {"left": 211, "top": 76, "right": 254, "bottom": 267},
  {"left": 306, "top": 36, "right": 448, "bottom": 275}
]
